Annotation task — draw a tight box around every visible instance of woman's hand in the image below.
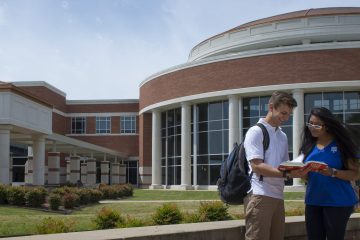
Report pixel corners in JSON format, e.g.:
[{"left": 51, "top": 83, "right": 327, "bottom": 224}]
[{"left": 318, "top": 166, "right": 332, "bottom": 177}]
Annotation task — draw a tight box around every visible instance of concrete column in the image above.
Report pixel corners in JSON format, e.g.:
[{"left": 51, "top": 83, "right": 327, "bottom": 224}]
[
  {"left": 47, "top": 152, "right": 60, "bottom": 185},
  {"left": 32, "top": 135, "right": 46, "bottom": 185},
  {"left": 111, "top": 162, "right": 120, "bottom": 184},
  {"left": 0, "top": 129, "right": 11, "bottom": 184},
  {"left": 292, "top": 89, "right": 305, "bottom": 187},
  {"left": 228, "top": 95, "right": 240, "bottom": 151},
  {"left": 86, "top": 158, "right": 97, "bottom": 185},
  {"left": 119, "top": 164, "right": 126, "bottom": 184},
  {"left": 70, "top": 155, "right": 80, "bottom": 184},
  {"left": 81, "top": 162, "right": 87, "bottom": 185},
  {"left": 180, "top": 102, "right": 192, "bottom": 189},
  {"left": 66, "top": 158, "right": 71, "bottom": 182},
  {"left": 150, "top": 109, "right": 162, "bottom": 189},
  {"left": 25, "top": 146, "right": 33, "bottom": 184},
  {"left": 101, "top": 161, "right": 109, "bottom": 184}
]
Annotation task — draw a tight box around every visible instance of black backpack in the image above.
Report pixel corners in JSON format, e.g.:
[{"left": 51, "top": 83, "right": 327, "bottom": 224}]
[{"left": 217, "top": 123, "right": 270, "bottom": 205}]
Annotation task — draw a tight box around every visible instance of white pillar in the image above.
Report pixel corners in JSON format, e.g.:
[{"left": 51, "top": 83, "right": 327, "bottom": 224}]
[
  {"left": 180, "top": 102, "right": 192, "bottom": 189},
  {"left": 25, "top": 155, "right": 33, "bottom": 184},
  {"left": 111, "top": 162, "right": 120, "bottom": 184},
  {"left": 32, "top": 135, "right": 46, "bottom": 185},
  {"left": 292, "top": 89, "right": 305, "bottom": 187},
  {"left": 86, "top": 159, "right": 97, "bottom": 185},
  {"left": 239, "top": 97, "right": 243, "bottom": 143},
  {"left": 0, "top": 129, "right": 11, "bottom": 184},
  {"left": 228, "top": 95, "right": 240, "bottom": 152},
  {"left": 150, "top": 109, "right": 162, "bottom": 189},
  {"left": 101, "top": 161, "right": 109, "bottom": 184},
  {"left": 192, "top": 104, "right": 198, "bottom": 188},
  {"left": 70, "top": 155, "right": 80, "bottom": 184},
  {"left": 47, "top": 152, "right": 60, "bottom": 185}
]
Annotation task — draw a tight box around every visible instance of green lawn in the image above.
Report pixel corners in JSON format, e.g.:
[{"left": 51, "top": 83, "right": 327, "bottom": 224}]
[{"left": 0, "top": 189, "right": 306, "bottom": 237}]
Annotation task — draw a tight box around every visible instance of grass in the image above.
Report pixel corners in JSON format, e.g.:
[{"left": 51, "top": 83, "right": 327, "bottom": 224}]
[{"left": 0, "top": 189, "right": 306, "bottom": 237}]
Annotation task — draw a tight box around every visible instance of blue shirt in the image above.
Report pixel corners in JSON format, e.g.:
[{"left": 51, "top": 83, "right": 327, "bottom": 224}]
[{"left": 304, "top": 140, "right": 358, "bottom": 207}]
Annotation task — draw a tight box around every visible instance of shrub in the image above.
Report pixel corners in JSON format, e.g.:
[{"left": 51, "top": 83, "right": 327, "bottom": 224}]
[
  {"left": 7, "top": 186, "right": 27, "bottom": 206},
  {"left": 25, "top": 187, "right": 47, "bottom": 207},
  {"left": 49, "top": 193, "right": 62, "bottom": 210},
  {"left": 152, "top": 203, "right": 183, "bottom": 225},
  {"left": 197, "top": 201, "right": 230, "bottom": 222},
  {"left": 89, "top": 189, "right": 103, "bottom": 203},
  {"left": 182, "top": 212, "right": 201, "bottom": 223},
  {"left": 93, "top": 207, "right": 124, "bottom": 229},
  {"left": 36, "top": 217, "right": 74, "bottom": 234},
  {"left": 0, "top": 184, "right": 9, "bottom": 204},
  {"left": 77, "top": 188, "right": 91, "bottom": 205},
  {"left": 119, "top": 215, "right": 146, "bottom": 228},
  {"left": 63, "top": 193, "right": 79, "bottom": 209}
]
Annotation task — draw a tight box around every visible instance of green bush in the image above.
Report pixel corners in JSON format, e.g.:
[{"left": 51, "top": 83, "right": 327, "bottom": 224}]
[
  {"left": 182, "top": 212, "right": 201, "bottom": 223},
  {"left": 93, "top": 207, "right": 124, "bottom": 229},
  {"left": 152, "top": 203, "right": 183, "bottom": 225},
  {"left": 89, "top": 189, "right": 103, "bottom": 203},
  {"left": 36, "top": 217, "right": 74, "bottom": 234},
  {"left": 0, "top": 184, "right": 9, "bottom": 204},
  {"left": 25, "top": 187, "right": 47, "bottom": 207},
  {"left": 197, "top": 201, "right": 230, "bottom": 222},
  {"left": 49, "top": 193, "right": 62, "bottom": 210},
  {"left": 7, "top": 186, "right": 27, "bottom": 206},
  {"left": 76, "top": 188, "right": 92, "bottom": 205},
  {"left": 63, "top": 192, "right": 79, "bottom": 209},
  {"left": 119, "top": 215, "right": 146, "bottom": 228}
]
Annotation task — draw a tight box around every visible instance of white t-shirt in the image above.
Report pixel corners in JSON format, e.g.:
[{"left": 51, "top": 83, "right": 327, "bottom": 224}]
[{"left": 244, "top": 118, "right": 289, "bottom": 200}]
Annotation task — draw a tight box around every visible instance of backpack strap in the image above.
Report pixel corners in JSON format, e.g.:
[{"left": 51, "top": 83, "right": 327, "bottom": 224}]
[{"left": 255, "top": 123, "right": 270, "bottom": 181}]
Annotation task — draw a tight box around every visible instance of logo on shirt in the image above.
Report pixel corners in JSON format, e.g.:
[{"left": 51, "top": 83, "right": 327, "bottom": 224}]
[{"left": 331, "top": 146, "right": 338, "bottom": 153}]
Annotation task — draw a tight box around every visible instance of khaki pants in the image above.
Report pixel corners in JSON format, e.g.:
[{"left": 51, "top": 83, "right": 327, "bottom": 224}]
[{"left": 244, "top": 193, "right": 285, "bottom": 240}]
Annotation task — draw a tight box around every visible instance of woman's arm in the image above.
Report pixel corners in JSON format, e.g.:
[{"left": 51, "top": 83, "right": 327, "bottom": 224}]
[{"left": 319, "top": 159, "right": 360, "bottom": 181}]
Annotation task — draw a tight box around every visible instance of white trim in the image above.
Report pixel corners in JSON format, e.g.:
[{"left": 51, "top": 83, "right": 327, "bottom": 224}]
[
  {"left": 52, "top": 109, "right": 138, "bottom": 117},
  {"left": 140, "top": 41, "right": 360, "bottom": 87},
  {"left": 67, "top": 133, "right": 138, "bottom": 137},
  {"left": 66, "top": 99, "right": 139, "bottom": 105},
  {"left": 11, "top": 81, "right": 67, "bottom": 97},
  {"left": 189, "top": 14, "right": 360, "bottom": 61},
  {"left": 139, "top": 80, "right": 360, "bottom": 114}
]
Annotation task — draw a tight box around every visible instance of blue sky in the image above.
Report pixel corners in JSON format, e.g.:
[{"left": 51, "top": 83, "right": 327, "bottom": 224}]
[{"left": 1, "top": 0, "right": 360, "bottom": 100}]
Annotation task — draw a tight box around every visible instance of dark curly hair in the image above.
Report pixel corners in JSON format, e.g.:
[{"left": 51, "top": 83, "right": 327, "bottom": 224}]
[{"left": 300, "top": 107, "right": 359, "bottom": 169}]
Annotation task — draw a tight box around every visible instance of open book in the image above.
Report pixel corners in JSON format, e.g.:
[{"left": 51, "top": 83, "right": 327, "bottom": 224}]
[{"left": 278, "top": 160, "right": 328, "bottom": 171}]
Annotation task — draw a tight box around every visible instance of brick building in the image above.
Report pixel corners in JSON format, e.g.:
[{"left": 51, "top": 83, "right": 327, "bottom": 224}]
[{"left": 1, "top": 7, "right": 360, "bottom": 189}]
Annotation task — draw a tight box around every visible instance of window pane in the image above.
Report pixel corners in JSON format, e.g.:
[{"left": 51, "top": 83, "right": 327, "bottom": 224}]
[
  {"left": 323, "top": 92, "right": 344, "bottom": 113},
  {"left": 304, "top": 93, "right": 322, "bottom": 115},
  {"left": 209, "top": 131, "right": 222, "bottom": 154},
  {"left": 209, "top": 102, "right": 222, "bottom": 121},
  {"left": 345, "top": 92, "right": 360, "bottom": 112},
  {"left": 198, "top": 103, "right": 208, "bottom": 122}
]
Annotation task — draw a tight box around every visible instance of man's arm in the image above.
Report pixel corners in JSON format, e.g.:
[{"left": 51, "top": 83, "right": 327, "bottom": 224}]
[{"left": 250, "top": 159, "right": 284, "bottom": 178}]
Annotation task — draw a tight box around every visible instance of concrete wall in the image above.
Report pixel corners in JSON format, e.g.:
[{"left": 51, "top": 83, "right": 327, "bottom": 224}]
[{"left": 6, "top": 213, "right": 360, "bottom": 240}]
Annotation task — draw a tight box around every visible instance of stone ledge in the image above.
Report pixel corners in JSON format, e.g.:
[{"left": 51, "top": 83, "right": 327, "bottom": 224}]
[{"left": 4, "top": 214, "right": 360, "bottom": 240}]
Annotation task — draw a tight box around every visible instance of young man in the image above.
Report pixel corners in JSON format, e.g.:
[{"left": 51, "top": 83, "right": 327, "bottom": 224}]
[{"left": 243, "top": 91, "right": 297, "bottom": 240}]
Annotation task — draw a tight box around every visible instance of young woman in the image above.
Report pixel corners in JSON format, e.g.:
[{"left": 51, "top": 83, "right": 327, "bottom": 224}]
[{"left": 295, "top": 107, "right": 359, "bottom": 240}]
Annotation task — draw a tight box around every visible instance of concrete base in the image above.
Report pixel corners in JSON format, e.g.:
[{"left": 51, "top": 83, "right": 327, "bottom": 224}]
[{"left": 149, "top": 184, "right": 164, "bottom": 190}]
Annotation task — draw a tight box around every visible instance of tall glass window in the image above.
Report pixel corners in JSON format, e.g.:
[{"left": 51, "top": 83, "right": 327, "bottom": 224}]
[
  {"left": 161, "top": 108, "right": 181, "bottom": 185},
  {"left": 192, "top": 100, "right": 229, "bottom": 185},
  {"left": 305, "top": 91, "right": 360, "bottom": 146},
  {"left": 96, "top": 116, "right": 111, "bottom": 134},
  {"left": 71, "top": 117, "right": 86, "bottom": 134},
  {"left": 121, "top": 116, "right": 136, "bottom": 133}
]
